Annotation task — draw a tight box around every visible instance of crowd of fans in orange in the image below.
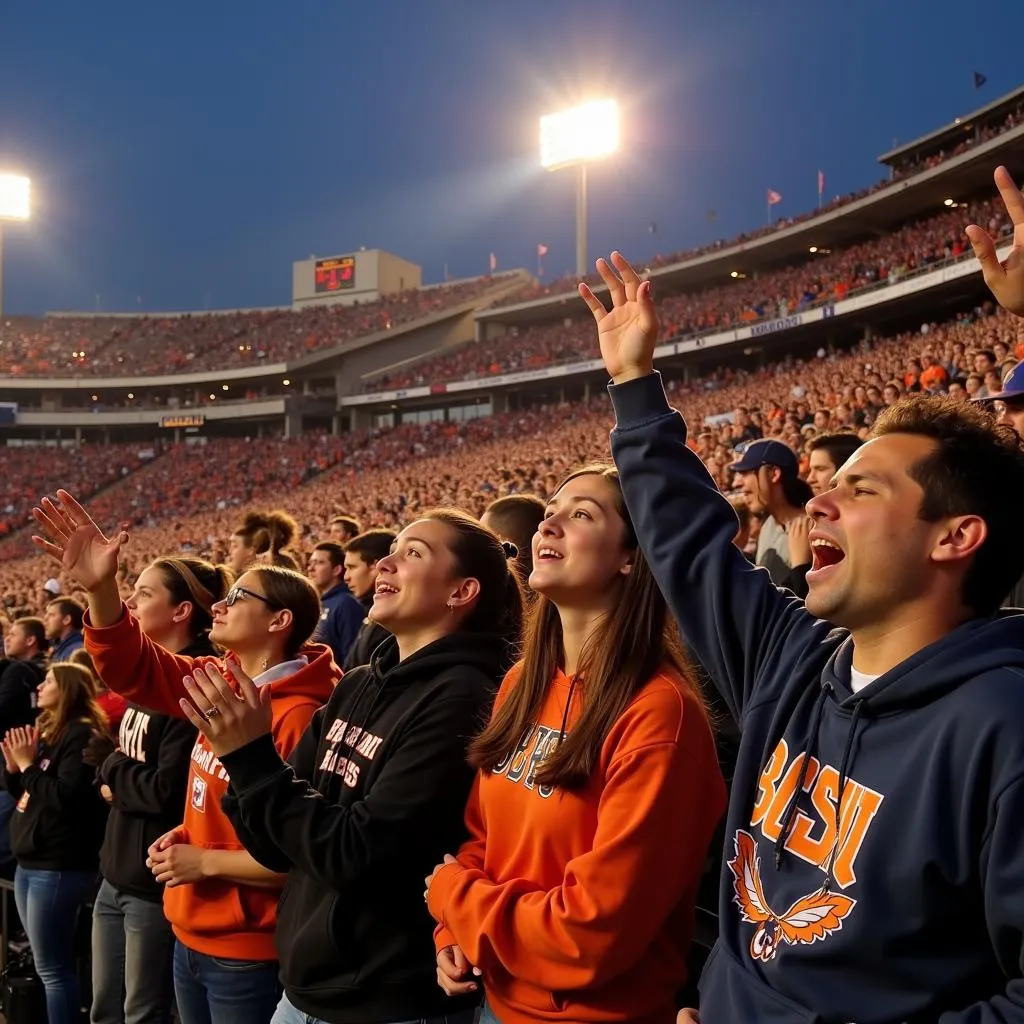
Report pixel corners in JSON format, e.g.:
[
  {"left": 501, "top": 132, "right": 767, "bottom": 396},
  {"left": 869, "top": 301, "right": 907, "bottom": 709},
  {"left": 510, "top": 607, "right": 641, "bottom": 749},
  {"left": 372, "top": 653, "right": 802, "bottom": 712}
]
[
  {"left": 364, "top": 198, "right": 1012, "bottom": 390},
  {"left": 0, "top": 276, "right": 512, "bottom": 378},
  {"left": 1, "top": 294, "right": 1020, "bottom": 615}
]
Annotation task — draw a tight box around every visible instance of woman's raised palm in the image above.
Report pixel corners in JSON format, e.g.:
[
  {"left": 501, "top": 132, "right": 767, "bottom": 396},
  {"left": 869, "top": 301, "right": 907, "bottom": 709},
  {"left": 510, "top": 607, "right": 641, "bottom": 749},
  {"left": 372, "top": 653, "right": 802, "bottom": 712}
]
[
  {"left": 32, "top": 490, "right": 125, "bottom": 592},
  {"left": 578, "top": 252, "right": 660, "bottom": 382}
]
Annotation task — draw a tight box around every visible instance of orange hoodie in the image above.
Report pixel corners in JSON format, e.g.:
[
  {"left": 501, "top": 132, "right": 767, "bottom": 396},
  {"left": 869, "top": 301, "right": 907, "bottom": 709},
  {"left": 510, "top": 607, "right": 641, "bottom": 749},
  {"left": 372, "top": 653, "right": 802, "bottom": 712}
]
[
  {"left": 85, "top": 606, "right": 338, "bottom": 960},
  {"left": 427, "top": 665, "right": 725, "bottom": 1024}
]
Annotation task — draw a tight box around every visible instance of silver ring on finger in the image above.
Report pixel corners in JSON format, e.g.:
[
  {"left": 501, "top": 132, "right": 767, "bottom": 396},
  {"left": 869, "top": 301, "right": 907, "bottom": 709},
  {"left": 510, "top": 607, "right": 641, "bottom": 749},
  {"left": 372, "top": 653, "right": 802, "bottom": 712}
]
[{"left": 205, "top": 706, "right": 222, "bottom": 720}]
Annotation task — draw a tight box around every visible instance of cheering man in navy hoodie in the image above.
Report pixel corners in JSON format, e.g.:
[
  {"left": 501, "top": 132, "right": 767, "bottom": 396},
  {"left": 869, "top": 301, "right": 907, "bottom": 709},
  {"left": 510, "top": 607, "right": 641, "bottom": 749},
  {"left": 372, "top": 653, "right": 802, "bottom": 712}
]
[{"left": 580, "top": 167, "right": 1024, "bottom": 1024}]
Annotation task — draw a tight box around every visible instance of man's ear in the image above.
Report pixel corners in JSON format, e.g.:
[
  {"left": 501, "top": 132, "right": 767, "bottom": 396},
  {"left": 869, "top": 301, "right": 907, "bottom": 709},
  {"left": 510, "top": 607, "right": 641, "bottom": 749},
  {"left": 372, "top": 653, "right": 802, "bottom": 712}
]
[{"left": 930, "top": 514, "right": 987, "bottom": 567}]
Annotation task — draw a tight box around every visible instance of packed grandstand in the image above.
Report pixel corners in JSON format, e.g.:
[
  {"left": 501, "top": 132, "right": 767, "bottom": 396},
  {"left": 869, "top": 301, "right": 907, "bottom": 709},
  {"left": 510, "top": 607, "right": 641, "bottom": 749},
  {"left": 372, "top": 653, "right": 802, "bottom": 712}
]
[
  {"left": 2, "top": 82, "right": 1024, "bottom": 589},
  {"left": 2, "top": 64, "right": 1024, "bottom": 1024}
]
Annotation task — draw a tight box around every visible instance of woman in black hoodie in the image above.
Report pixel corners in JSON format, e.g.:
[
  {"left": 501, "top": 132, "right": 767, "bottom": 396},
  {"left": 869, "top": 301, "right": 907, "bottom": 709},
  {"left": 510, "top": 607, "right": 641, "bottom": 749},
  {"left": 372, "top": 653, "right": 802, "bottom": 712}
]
[
  {"left": 90, "top": 556, "right": 231, "bottom": 1024},
  {"left": 180, "top": 509, "right": 523, "bottom": 1024},
  {"left": 2, "top": 661, "right": 110, "bottom": 1024}
]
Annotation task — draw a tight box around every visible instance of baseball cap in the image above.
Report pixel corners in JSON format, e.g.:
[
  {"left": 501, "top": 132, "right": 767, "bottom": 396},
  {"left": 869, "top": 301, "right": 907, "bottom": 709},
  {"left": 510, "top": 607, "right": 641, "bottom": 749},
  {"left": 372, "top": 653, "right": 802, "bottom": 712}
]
[
  {"left": 729, "top": 438, "right": 799, "bottom": 476},
  {"left": 43, "top": 578, "right": 61, "bottom": 596},
  {"left": 972, "top": 361, "right": 1024, "bottom": 403}
]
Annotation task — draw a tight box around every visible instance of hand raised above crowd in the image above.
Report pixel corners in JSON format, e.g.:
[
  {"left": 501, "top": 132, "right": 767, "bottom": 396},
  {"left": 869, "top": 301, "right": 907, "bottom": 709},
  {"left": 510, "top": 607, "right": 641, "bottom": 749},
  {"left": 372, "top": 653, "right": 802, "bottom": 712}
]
[
  {"left": 580, "top": 253, "right": 660, "bottom": 384},
  {"left": 31, "top": 490, "right": 129, "bottom": 594},
  {"left": 967, "top": 166, "right": 1024, "bottom": 316}
]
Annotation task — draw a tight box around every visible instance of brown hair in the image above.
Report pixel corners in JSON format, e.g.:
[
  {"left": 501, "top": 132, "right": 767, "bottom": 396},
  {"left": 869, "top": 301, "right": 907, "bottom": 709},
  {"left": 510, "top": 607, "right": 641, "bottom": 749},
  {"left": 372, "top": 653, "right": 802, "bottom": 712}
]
[
  {"left": 248, "top": 565, "right": 323, "bottom": 660},
  {"left": 483, "top": 494, "right": 546, "bottom": 589},
  {"left": 345, "top": 529, "right": 396, "bottom": 565},
  {"left": 420, "top": 508, "right": 524, "bottom": 665},
  {"left": 330, "top": 515, "right": 362, "bottom": 541},
  {"left": 234, "top": 510, "right": 301, "bottom": 569},
  {"left": 47, "top": 597, "right": 84, "bottom": 632},
  {"left": 806, "top": 432, "right": 863, "bottom": 473},
  {"left": 469, "top": 465, "right": 706, "bottom": 791},
  {"left": 39, "top": 662, "right": 109, "bottom": 744},
  {"left": 871, "top": 394, "right": 1024, "bottom": 616},
  {"left": 151, "top": 557, "right": 233, "bottom": 639},
  {"left": 12, "top": 617, "right": 45, "bottom": 653}
]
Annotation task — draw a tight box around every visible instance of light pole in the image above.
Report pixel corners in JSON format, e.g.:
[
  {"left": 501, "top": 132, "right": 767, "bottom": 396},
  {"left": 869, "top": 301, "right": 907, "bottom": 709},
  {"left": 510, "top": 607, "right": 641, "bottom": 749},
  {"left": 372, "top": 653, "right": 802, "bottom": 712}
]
[
  {"left": 0, "top": 173, "right": 32, "bottom": 327},
  {"left": 539, "top": 100, "right": 619, "bottom": 277}
]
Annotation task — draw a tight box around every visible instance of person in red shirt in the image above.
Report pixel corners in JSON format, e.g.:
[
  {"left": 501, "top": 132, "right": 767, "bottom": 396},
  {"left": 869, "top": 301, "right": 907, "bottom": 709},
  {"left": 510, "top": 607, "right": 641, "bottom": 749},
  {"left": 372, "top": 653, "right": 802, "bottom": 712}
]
[
  {"left": 425, "top": 465, "right": 726, "bottom": 1024},
  {"left": 30, "top": 490, "right": 337, "bottom": 1024}
]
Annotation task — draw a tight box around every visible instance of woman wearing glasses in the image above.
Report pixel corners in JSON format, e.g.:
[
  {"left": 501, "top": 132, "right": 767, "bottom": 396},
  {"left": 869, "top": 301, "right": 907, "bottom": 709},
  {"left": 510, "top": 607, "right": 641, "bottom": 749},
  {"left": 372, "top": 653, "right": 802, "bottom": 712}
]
[
  {"left": 30, "top": 490, "right": 339, "bottom": 1024},
  {"left": 90, "top": 555, "right": 230, "bottom": 1024}
]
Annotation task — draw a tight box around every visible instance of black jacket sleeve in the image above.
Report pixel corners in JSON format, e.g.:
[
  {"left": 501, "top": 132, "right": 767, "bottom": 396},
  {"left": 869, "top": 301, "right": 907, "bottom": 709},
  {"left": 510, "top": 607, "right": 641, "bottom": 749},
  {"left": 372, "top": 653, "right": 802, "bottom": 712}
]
[
  {"left": 19, "top": 729, "right": 97, "bottom": 811},
  {"left": 608, "top": 372, "right": 831, "bottom": 723},
  {"left": 219, "top": 690, "right": 481, "bottom": 890},
  {"left": 0, "top": 663, "right": 39, "bottom": 734},
  {"left": 100, "top": 716, "right": 196, "bottom": 818},
  {"left": 220, "top": 705, "right": 328, "bottom": 873},
  {"left": 2, "top": 768, "right": 24, "bottom": 800}
]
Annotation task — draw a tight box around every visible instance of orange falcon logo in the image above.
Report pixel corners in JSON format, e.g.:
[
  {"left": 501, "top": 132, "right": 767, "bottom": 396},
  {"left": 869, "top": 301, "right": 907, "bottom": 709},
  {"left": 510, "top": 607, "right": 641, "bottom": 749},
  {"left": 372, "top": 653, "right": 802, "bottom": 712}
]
[{"left": 728, "top": 829, "right": 857, "bottom": 962}]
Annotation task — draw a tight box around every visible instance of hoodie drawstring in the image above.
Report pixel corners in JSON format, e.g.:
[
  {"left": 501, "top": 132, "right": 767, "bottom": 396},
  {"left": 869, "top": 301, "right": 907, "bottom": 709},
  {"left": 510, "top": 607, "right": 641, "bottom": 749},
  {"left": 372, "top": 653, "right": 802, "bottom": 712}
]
[
  {"left": 557, "top": 674, "right": 580, "bottom": 746},
  {"left": 822, "top": 697, "right": 865, "bottom": 892},
  {"left": 774, "top": 683, "right": 831, "bottom": 869}
]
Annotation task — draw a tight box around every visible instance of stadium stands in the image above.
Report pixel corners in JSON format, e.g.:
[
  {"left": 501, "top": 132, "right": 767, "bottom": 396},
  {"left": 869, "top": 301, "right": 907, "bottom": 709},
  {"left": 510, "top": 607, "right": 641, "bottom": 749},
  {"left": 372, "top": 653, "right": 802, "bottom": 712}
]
[
  {"left": 0, "top": 277, "right": 522, "bottom": 378},
  {"left": 363, "top": 198, "right": 1011, "bottom": 391}
]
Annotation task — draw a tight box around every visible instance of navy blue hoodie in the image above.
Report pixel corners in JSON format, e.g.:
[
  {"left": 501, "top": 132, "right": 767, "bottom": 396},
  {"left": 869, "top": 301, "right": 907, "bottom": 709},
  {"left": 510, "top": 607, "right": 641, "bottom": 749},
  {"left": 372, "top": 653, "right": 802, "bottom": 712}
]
[
  {"left": 316, "top": 583, "right": 365, "bottom": 669},
  {"left": 610, "top": 372, "right": 1024, "bottom": 1024}
]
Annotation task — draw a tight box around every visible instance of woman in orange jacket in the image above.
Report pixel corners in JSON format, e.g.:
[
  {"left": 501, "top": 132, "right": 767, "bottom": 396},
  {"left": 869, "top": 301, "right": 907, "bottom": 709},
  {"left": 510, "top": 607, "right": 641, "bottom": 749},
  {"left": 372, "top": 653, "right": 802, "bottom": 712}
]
[
  {"left": 31, "top": 490, "right": 338, "bottom": 1024},
  {"left": 425, "top": 465, "right": 726, "bottom": 1024}
]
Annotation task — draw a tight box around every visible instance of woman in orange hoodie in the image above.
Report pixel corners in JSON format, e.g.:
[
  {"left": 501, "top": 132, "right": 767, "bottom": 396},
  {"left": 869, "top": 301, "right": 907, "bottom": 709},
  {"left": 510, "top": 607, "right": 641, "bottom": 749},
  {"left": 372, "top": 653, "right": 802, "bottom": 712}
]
[
  {"left": 31, "top": 490, "right": 338, "bottom": 1024},
  {"left": 425, "top": 465, "right": 726, "bottom": 1024}
]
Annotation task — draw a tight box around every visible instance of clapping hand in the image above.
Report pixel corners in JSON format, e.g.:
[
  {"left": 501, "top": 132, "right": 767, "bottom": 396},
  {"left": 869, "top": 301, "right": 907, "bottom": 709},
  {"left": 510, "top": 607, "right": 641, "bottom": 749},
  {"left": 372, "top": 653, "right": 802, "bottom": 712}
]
[
  {"left": 579, "top": 252, "right": 660, "bottom": 385},
  {"left": 966, "top": 166, "right": 1024, "bottom": 316},
  {"left": 2, "top": 726, "right": 39, "bottom": 773},
  {"left": 179, "top": 660, "right": 272, "bottom": 757}
]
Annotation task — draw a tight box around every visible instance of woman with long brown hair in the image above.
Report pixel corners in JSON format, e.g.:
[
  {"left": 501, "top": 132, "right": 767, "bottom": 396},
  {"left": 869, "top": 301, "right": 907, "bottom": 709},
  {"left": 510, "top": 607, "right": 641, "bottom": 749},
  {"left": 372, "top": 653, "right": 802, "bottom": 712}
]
[
  {"left": 425, "top": 465, "right": 726, "bottom": 1024},
  {"left": 176, "top": 508, "right": 523, "bottom": 1024},
  {"left": 2, "top": 661, "right": 110, "bottom": 1024}
]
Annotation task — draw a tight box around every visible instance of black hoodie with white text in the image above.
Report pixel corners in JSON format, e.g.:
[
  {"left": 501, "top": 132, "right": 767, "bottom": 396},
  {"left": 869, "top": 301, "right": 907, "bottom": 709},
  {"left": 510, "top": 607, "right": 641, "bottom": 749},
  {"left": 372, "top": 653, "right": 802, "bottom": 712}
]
[
  {"left": 220, "top": 631, "right": 507, "bottom": 1024},
  {"left": 98, "top": 636, "right": 209, "bottom": 901}
]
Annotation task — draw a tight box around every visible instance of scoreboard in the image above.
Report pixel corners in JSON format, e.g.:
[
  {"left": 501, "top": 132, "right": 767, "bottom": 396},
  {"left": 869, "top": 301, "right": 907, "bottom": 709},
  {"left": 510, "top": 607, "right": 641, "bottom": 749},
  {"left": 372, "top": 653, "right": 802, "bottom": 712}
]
[{"left": 314, "top": 256, "right": 356, "bottom": 294}]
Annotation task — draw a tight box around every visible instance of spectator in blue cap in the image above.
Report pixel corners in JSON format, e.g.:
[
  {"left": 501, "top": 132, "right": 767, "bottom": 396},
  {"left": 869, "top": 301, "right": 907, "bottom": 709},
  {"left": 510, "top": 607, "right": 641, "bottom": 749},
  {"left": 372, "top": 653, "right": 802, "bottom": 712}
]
[
  {"left": 972, "top": 362, "right": 1024, "bottom": 606},
  {"left": 729, "top": 439, "right": 814, "bottom": 595}
]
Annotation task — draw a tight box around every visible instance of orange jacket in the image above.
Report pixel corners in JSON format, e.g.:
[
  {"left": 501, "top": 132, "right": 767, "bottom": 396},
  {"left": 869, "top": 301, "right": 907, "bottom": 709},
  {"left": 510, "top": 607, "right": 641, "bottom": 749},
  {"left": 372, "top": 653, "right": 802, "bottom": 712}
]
[
  {"left": 427, "top": 665, "right": 725, "bottom": 1024},
  {"left": 85, "top": 607, "right": 337, "bottom": 960}
]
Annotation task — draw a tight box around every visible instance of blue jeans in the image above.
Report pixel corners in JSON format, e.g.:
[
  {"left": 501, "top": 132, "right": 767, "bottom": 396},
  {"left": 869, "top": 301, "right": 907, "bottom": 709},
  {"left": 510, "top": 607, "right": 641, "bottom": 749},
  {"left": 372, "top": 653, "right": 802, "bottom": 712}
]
[
  {"left": 173, "top": 941, "right": 281, "bottom": 1024},
  {"left": 91, "top": 878, "right": 175, "bottom": 1024},
  {"left": 270, "top": 991, "right": 478, "bottom": 1024},
  {"left": 479, "top": 1002, "right": 500, "bottom": 1024},
  {"left": 13, "top": 865, "right": 96, "bottom": 1024}
]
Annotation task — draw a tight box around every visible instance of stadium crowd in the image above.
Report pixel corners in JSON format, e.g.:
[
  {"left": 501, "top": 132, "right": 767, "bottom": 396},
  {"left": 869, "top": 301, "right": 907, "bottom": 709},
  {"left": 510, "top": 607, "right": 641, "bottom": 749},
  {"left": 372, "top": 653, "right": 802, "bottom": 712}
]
[
  {"left": 0, "top": 163, "right": 1022, "bottom": 1024},
  {"left": 0, "top": 276, "right": 515, "bottom": 379},
  {"left": 365, "top": 197, "right": 1013, "bottom": 390},
  {"left": 495, "top": 96, "right": 1024, "bottom": 308}
]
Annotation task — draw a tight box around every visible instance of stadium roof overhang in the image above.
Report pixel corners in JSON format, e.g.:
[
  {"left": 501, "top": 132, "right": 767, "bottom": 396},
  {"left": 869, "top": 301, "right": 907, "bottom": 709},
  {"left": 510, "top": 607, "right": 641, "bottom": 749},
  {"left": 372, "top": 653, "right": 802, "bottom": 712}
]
[{"left": 477, "top": 123, "right": 1024, "bottom": 328}]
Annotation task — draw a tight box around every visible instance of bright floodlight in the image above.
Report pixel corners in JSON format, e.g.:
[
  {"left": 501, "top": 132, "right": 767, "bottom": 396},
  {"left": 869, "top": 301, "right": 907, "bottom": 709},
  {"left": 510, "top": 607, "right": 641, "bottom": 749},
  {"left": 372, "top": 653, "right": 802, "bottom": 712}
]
[
  {"left": 0, "top": 174, "right": 31, "bottom": 221},
  {"left": 540, "top": 100, "right": 620, "bottom": 170}
]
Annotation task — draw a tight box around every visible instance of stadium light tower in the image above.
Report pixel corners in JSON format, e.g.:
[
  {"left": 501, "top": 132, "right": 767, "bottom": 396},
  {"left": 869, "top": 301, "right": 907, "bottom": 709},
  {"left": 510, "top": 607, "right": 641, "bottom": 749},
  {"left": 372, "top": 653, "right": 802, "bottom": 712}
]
[
  {"left": 0, "top": 173, "right": 32, "bottom": 326},
  {"left": 539, "top": 100, "right": 619, "bottom": 277}
]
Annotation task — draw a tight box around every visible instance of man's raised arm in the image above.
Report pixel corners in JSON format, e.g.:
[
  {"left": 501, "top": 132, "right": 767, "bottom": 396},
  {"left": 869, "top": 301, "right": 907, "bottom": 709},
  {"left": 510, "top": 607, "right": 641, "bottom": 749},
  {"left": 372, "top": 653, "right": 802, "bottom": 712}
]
[{"left": 581, "top": 252, "right": 829, "bottom": 721}]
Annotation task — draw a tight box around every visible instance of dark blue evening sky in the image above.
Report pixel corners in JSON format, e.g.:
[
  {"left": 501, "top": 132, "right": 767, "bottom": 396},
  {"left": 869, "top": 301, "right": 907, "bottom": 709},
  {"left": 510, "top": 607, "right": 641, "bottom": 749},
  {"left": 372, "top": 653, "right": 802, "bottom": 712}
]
[{"left": 1, "top": 0, "right": 1022, "bottom": 315}]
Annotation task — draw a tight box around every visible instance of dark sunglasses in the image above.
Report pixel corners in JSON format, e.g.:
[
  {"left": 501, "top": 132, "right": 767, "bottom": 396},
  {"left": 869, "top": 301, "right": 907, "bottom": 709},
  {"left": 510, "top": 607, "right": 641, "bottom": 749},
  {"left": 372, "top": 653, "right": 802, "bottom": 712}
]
[{"left": 223, "top": 586, "right": 280, "bottom": 609}]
